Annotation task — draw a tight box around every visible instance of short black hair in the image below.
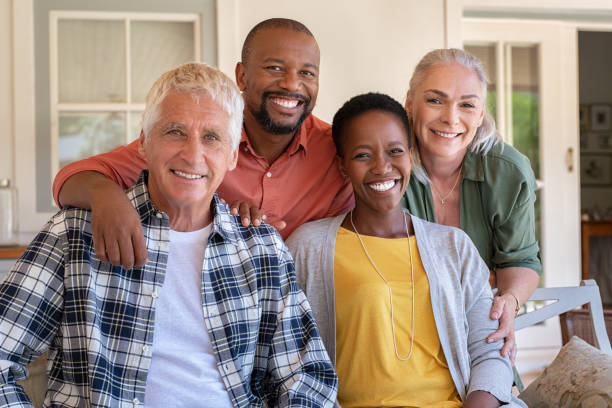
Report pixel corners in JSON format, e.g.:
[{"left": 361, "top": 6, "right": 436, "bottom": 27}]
[
  {"left": 241, "top": 18, "right": 315, "bottom": 64},
  {"left": 332, "top": 92, "right": 411, "bottom": 157}
]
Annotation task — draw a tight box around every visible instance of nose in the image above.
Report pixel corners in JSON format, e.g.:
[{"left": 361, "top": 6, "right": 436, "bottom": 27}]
[
  {"left": 278, "top": 70, "right": 301, "bottom": 92},
  {"left": 372, "top": 152, "right": 392, "bottom": 175},
  {"left": 179, "top": 135, "right": 203, "bottom": 165},
  {"left": 441, "top": 104, "right": 460, "bottom": 126}
]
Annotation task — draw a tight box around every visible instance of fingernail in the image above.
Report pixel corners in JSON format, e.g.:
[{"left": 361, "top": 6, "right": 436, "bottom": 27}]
[{"left": 242, "top": 218, "right": 249, "bottom": 225}]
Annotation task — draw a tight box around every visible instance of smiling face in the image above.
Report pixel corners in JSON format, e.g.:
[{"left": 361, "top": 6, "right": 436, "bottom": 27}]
[
  {"left": 236, "top": 27, "right": 320, "bottom": 135},
  {"left": 338, "top": 110, "right": 412, "bottom": 215},
  {"left": 139, "top": 90, "right": 238, "bottom": 226},
  {"left": 406, "top": 62, "right": 485, "bottom": 162}
]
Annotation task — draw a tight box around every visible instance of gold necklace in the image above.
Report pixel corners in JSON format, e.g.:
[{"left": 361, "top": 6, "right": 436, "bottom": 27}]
[
  {"left": 430, "top": 164, "right": 463, "bottom": 205},
  {"left": 349, "top": 211, "right": 415, "bottom": 361}
]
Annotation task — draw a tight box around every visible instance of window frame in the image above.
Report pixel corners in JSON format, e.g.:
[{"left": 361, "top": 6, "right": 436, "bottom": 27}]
[{"left": 48, "top": 11, "right": 201, "bottom": 183}]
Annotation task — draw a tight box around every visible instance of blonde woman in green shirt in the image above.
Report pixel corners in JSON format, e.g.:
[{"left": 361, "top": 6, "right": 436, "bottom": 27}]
[{"left": 401, "top": 48, "right": 541, "bottom": 362}]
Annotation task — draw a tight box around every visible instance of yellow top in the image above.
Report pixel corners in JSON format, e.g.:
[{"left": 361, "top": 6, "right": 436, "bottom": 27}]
[{"left": 334, "top": 227, "right": 463, "bottom": 408}]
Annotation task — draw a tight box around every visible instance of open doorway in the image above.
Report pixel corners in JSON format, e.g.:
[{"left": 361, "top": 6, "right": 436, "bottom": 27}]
[{"left": 579, "top": 30, "right": 612, "bottom": 307}]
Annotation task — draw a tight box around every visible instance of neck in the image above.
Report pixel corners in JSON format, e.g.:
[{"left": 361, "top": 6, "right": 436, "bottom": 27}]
[
  {"left": 148, "top": 186, "right": 213, "bottom": 232},
  {"left": 243, "top": 112, "right": 297, "bottom": 165},
  {"left": 346, "top": 204, "right": 412, "bottom": 238},
  {"left": 419, "top": 145, "right": 464, "bottom": 180},
  {"left": 167, "top": 208, "right": 212, "bottom": 232}
]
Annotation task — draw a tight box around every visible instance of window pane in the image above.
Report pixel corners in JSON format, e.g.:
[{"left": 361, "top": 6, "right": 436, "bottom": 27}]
[
  {"left": 58, "top": 20, "right": 126, "bottom": 103},
  {"left": 59, "top": 112, "right": 125, "bottom": 168},
  {"left": 511, "top": 45, "right": 540, "bottom": 179},
  {"left": 464, "top": 44, "right": 497, "bottom": 122},
  {"left": 131, "top": 21, "right": 195, "bottom": 103},
  {"left": 129, "top": 111, "right": 143, "bottom": 142}
]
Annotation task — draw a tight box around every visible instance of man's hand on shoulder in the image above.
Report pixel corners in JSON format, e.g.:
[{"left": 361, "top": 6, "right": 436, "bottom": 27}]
[
  {"left": 228, "top": 200, "right": 286, "bottom": 231},
  {"left": 89, "top": 178, "right": 147, "bottom": 269}
]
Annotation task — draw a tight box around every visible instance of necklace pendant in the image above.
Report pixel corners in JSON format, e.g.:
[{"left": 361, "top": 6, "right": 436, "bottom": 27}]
[{"left": 440, "top": 198, "right": 446, "bottom": 205}]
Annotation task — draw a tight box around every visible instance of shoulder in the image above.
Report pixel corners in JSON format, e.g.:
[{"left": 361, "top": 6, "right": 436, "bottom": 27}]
[
  {"left": 479, "top": 142, "right": 536, "bottom": 184},
  {"left": 468, "top": 143, "right": 537, "bottom": 209},
  {"left": 412, "top": 214, "right": 473, "bottom": 252},
  {"left": 48, "top": 207, "right": 92, "bottom": 235},
  {"left": 302, "top": 114, "right": 332, "bottom": 139},
  {"left": 286, "top": 215, "right": 342, "bottom": 252},
  {"left": 411, "top": 214, "right": 490, "bottom": 285}
]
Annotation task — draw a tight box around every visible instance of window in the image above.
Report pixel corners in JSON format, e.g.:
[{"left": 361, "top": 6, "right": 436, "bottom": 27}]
[{"left": 49, "top": 11, "right": 200, "bottom": 176}]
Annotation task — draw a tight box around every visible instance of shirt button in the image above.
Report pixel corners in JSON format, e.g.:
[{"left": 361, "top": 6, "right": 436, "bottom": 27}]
[
  {"left": 155, "top": 212, "right": 162, "bottom": 218},
  {"left": 266, "top": 171, "right": 272, "bottom": 178},
  {"left": 151, "top": 291, "right": 158, "bottom": 299},
  {"left": 261, "top": 215, "right": 267, "bottom": 220},
  {"left": 142, "top": 345, "right": 150, "bottom": 353},
  {"left": 133, "top": 398, "right": 140, "bottom": 404}
]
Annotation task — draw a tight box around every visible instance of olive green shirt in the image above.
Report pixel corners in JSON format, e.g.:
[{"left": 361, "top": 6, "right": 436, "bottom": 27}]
[{"left": 402, "top": 143, "right": 542, "bottom": 275}]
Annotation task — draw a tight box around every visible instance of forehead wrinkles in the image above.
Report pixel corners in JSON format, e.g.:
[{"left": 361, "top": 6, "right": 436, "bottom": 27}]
[{"left": 417, "top": 63, "right": 487, "bottom": 99}]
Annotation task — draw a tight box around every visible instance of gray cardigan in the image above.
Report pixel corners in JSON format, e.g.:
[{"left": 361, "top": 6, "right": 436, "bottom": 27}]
[{"left": 286, "top": 213, "right": 526, "bottom": 407}]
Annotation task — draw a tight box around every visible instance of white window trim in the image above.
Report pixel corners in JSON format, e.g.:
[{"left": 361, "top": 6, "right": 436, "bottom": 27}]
[{"left": 48, "top": 11, "right": 201, "bottom": 190}]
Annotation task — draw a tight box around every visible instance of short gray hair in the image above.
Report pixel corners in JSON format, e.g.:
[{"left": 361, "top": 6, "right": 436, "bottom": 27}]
[
  {"left": 408, "top": 48, "right": 502, "bottom": 183},
  {"left": 141, "top": 62, "right": 244, "bottom": 150}
]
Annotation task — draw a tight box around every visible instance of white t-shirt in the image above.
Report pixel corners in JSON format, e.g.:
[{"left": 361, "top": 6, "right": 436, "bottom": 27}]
[{"left": 144, "top": 225, "right": 233, "bottom": 407}]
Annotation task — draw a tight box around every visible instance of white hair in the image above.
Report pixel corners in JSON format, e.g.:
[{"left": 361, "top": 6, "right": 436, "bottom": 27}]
[
  {"left": 141, "top": 62, "right": 244, "bottom": 150},
  {"left": 408, "top": 48, "right": 502, "bottom": 183}
]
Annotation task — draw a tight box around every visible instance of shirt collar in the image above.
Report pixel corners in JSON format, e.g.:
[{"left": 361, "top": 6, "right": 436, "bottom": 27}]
[
  {"left": 239, "top": 117, "right": 310, "bottom": 157},
  {"left": 128, "top": 171, "right": 239, "bottom": 245},
  {"left": 462, "top": 150, "right": 484, "bottom": 182}
]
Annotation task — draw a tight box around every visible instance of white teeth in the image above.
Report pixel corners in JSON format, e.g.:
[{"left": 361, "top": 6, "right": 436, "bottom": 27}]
[
  {"left": 172, "top": 170, "right": 203, "bottom": 179},
  {"left": 368, "top": 180, "right": 396, "bottom": 192},
  {"left": 270, "top": 98, "right": 299, "bottom": 108},
  {"left": 432, "top": 129, "right": 460, "bottom": 138}
]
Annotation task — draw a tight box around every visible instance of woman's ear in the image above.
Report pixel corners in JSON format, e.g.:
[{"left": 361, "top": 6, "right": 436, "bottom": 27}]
[{"left": 404, "top": 90, "right": 412, "bottom": 117}]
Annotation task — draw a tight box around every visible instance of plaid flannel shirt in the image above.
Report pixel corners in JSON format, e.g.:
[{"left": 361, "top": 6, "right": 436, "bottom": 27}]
[{"left": 0, "top": 171, "right": 337, "bottom": 407}]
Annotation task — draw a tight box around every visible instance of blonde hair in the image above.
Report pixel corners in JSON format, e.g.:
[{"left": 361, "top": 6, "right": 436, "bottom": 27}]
[
  {"left": 407, "top": 48, "right": 502, "bottom": 183},
  {"left": 141, "top": 62, "right": 244, "bottom": 150}
]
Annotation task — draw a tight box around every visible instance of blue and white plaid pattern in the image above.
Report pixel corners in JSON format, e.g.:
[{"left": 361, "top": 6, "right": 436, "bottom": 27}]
[{"left": 0, "top": 172, "right": 337, "bottom": 407}]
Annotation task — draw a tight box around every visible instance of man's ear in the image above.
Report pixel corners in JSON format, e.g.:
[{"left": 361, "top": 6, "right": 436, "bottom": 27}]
[
  {"left": 137, "top": 130, "right": 146, "bottom": 156},
  {"left": 235, "top": 62, "right": 247, "bottom": 91},
  {"left": 228, "top": 148, "right": 239, "bottom": 172}
]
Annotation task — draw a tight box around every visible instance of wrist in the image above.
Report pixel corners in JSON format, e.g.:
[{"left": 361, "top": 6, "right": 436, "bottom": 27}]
[{"left": 501, "top": 291, "right": 520, "bottom": 316}]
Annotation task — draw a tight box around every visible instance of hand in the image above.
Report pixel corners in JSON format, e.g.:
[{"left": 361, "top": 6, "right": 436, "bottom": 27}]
[
  {"left": 487, "top": 293, "right": 518, "bottom": 363},
  {"left": 90, "top": 183, "right": 147, "bottom": 269},
  {"left": 229, "top": 201, "right": 287, "bottom": 232},
  {"left": 464, "top": 390, "right": 501, "bottom": 408}
]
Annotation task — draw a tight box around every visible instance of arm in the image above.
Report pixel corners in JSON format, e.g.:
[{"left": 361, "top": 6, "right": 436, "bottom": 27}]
[
  {"left": 0, "top": 218, "right": 66, "bottom": 406},
  {"left": 54, "top": 139, "right": 145, "bottom": 207},
  {"left": 54, "top": 140, "right": 148, "bottom": 269},
  {"left": 487, "top": 266, "right": 539, "bottom": 360},
  {"left": 263, "top": 241, "right": 337, "bottom": 408},
  {"left": 487, "top": 174, "right": 541, "bottom": 358}
]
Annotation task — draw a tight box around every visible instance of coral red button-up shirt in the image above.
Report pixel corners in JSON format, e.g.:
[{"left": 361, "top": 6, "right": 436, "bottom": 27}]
[{"left": 52, "top": 114, "right": 354, "bottom": 239}]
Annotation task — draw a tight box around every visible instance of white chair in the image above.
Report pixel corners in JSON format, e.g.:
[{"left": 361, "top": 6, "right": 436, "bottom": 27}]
[{"left": 515, "top": 279, "right": 612, "bottom": 354}]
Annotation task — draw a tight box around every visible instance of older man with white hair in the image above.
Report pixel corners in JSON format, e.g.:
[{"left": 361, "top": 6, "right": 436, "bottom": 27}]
[{"left": 0, "top": 63, "right": 337, "bottom": 407}]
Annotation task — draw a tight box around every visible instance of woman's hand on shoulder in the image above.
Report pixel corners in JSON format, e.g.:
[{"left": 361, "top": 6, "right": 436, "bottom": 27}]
[{"left": 487, "top": 292, "right": 518, "bottom": 363}]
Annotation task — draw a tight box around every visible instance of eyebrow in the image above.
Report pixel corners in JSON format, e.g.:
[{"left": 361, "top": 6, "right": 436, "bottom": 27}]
[
  {"left": 161, "top": 122, "right": 186, "bottom": 130},
  {"left": 262, "top": 57, "right": 319, "bottom": 71},
  {"left": 425, "top": 89, "right": 480, "bottom": 100}
]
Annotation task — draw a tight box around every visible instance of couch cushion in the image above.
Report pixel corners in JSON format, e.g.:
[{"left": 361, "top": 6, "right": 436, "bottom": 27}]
[{"left": 519, "top": 336, "right": 612, "bottom": 407}]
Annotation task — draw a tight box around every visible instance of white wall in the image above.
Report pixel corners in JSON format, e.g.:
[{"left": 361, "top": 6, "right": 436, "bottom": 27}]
[
  {"left": 217, "top": 0, "right": 449, "bottom": 123},
  {"left": 0, "top": 0, "right": 13, "bottom": 183}
]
